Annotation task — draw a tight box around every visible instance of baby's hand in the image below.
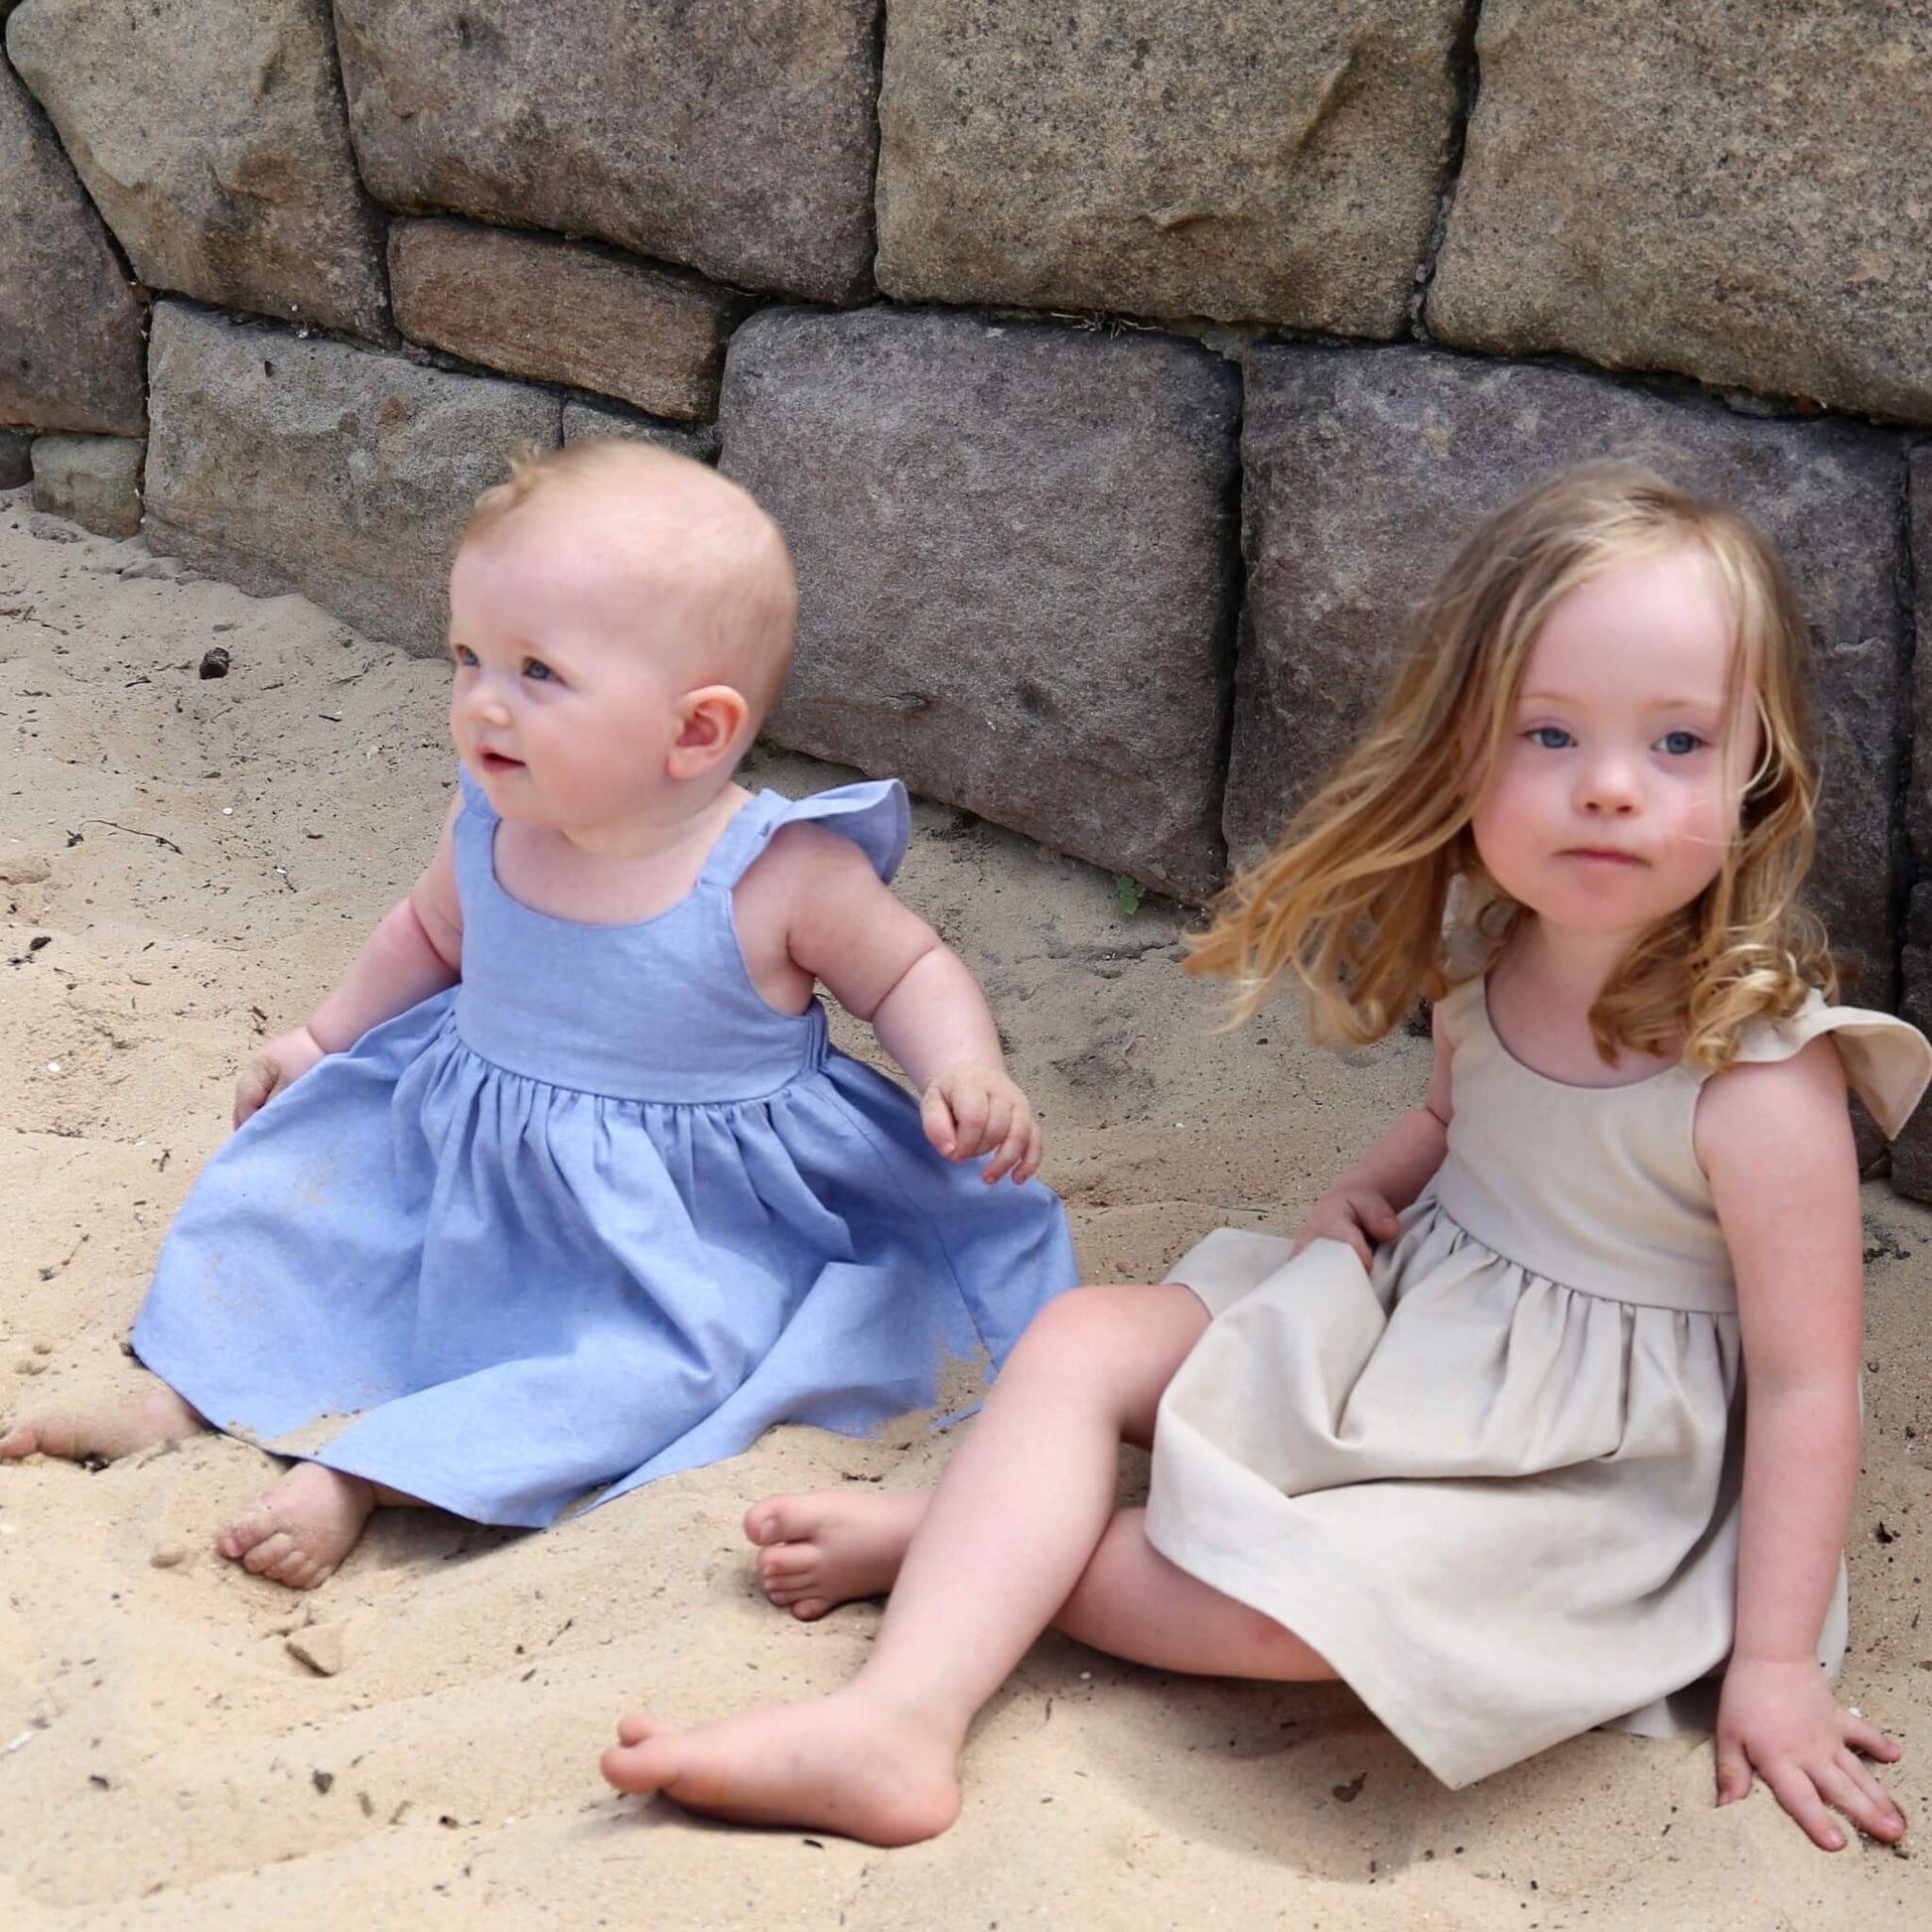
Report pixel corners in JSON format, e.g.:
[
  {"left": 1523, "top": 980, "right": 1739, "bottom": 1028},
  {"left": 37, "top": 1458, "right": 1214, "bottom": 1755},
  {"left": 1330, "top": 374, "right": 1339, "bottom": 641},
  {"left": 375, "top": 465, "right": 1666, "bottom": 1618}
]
[
  {"left": 920, "top": 1061, "right": 1041, "bottom": 1185},
  {"left": 1715, "top": 1656, "right": 1906, "bottom": 1851},
  {"left": 1293, "top": 1188, "right": 1402, "bottom": 1269},
  {"left": 233, "top": 1026, "right": 327, "bottom": 1128}
]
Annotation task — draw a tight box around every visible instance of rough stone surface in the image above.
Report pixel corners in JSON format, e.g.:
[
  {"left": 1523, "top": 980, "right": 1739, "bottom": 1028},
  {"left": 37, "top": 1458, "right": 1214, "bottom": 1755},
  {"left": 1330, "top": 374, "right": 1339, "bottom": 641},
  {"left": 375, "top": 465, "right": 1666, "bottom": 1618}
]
[
  {"left": 0, "top": 59, "right": 145, "bottom": 435},
  {"left": 1229, "top": 345, "right": 1908, "bottom": 993},
  {"left": 144, "top": 301, "right": 558, "bottom": 656},
  {"left": 877, "top": 1, "right": 1465, "bottom": 336},
  {"left": 390, "top": 219, "right": 747, "bottom": 423},
  {"left": 1429, "top": 3, "right": 1932, "bottom": 423},
  {"left": 561, "top": 398, "right": 719, "bottom": 468},
  {"left": 721, "top": 307, "right": 1240, "bottom": 897},
  {"left": 0, "top": 430, "right": 31, "bottom": 487},
  {"left": 30, "top": 431, "right": 143, "bottom": 536},
  {"left": 1892, "top": 884, "right": 1932, "bottom": 1197},
  {"left": 1911, "top": 445, "right": 1932, "bottom": 865},
  {"left": 7, "top": 0, "right": 388, "bottom": 341},
  {"left": 334, "top": 0, "right": 880, "bottom": 303}
]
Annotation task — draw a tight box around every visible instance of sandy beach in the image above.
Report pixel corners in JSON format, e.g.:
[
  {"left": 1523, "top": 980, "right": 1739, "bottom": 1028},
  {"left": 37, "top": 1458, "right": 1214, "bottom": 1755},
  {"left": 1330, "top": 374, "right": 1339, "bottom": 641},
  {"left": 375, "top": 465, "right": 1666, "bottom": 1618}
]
[{"left": 0, "top": 486, "right": 1926, "bottom": 1928}]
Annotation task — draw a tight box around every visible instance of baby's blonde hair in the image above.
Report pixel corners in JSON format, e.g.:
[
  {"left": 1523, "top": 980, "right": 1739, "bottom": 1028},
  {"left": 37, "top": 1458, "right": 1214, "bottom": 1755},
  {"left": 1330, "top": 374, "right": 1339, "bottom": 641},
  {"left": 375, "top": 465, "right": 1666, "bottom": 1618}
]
[
  {"left": 463, "top": 438, "right": 797, "bottom": 724},
  {"left": 1188, "top": 461, "right": 1833, "bottom": 1070}
]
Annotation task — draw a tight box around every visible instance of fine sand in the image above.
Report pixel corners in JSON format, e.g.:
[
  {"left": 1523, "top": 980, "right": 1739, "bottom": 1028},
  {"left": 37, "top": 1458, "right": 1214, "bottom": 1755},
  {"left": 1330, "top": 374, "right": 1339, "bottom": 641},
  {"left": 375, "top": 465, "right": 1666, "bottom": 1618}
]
[{"left": 1, "top": 488, "right": 1927, "bottom": 1929}]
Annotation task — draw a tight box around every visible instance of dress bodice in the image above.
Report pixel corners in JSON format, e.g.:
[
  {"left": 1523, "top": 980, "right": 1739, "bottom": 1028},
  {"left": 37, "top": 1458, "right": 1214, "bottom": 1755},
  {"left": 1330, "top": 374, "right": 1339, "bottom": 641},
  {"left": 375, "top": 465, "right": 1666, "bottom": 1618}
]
[
  {"left": 1428, "top": 975, "right": 1931, "bottom": 1313},
  {"left": 450, "top": 766, "right": 908, "bottom": 1104}
]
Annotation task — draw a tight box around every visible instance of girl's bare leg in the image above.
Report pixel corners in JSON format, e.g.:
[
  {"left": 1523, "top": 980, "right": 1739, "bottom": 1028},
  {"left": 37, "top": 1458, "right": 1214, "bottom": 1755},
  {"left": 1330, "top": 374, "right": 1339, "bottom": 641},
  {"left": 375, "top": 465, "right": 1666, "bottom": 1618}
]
[{"left": 602, "top": 1284, "right": 1329, "bottom": 1844}]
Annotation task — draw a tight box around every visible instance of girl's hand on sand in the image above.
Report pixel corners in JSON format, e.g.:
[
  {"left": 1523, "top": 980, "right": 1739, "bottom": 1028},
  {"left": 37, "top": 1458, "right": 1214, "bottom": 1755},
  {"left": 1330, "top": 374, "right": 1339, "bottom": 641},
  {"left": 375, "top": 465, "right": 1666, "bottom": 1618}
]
[
  {"left": 920, "top": 1062, "right": 1041, "bottom": 1184},
  {"left": 233, "top": 1027, "right": 327, "bottom": 1128},
  {"left": 1715, "top": 1657, "right": 1906, "bottom": 1851},
  {"left": 1293, "top": 1188, "right": 1402, "bottom": 1268}
]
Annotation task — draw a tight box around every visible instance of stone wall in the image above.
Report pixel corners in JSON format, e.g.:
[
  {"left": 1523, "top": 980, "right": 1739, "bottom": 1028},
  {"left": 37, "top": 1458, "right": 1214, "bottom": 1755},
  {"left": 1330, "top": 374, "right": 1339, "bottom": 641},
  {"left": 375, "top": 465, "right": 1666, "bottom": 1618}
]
[{"left": 3, "top": 0, "right": 1931, "bottom": 1176}]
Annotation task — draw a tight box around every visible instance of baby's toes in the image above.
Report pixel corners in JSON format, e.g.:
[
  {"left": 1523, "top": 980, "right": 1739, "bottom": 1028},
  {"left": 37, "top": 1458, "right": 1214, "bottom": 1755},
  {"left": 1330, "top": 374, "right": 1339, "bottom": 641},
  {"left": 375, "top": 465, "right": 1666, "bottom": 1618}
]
[{"left": 757, "top": 1542, "right": 818, "bottom": 1585}]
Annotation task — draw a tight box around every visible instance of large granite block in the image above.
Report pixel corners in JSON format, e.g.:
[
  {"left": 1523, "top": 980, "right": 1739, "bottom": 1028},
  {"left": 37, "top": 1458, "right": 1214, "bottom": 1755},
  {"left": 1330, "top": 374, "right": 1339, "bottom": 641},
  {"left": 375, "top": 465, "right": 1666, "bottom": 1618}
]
[
  {"left": 334, "top": 0, "right": 879, "bottom": 303},
  {"left": 1911, "top": 446, "right": 1932, "bottom": 865},
  {"left": 0, "top": 58, "right": 144, "bottom": 434},
  {"left": 389, "top": 219, "right": 747, "bottom": 423},
  {"left": 30, "top": 431, "right": 142, "bottom": 536},
  {"left": 144, "top": 301, "right": 558, "bottom": 655},
  {"left": 1428, "top": 2, "right": 1932, "bottom": 424},
  {"left": 1891, "top": 883, "right": 1932, "bottom": 1199},
  {"left": 1229, "top": 345, "right": 1907, "bottom": 992},
  {"left": 721, "top": 308, "right": 1240, "bottom": 897},
  {"left": 7, "top": 0, "right": 387, "bottom": 341},
  {"left": 877, "top": 0, "right": 1465, "bottom": 337},
  {"left": 561, "top": 398, "right": 718, "bottom": 469}
]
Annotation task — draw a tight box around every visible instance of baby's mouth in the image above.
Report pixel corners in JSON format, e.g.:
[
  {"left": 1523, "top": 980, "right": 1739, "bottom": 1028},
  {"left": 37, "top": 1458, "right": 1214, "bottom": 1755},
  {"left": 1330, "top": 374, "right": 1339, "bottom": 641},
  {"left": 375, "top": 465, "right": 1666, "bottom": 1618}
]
[{"left": 478, "top": 750, "right": 525, "bottom": 774}]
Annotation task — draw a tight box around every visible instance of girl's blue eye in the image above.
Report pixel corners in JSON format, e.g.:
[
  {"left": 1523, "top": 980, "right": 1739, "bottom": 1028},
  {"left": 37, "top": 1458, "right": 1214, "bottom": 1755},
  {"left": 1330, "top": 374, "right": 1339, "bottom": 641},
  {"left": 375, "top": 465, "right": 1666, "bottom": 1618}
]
[
  {"left": 452, "top": 645, "right": 478, "bottom": 668},
  {"left": 521, "top": 657, "right": 556, "bottom": 683},
  {"left": 1527, "top": 726, "right": 1573, "bottom": 751},
  {"left": 1660, "top": 730, "right": 1704, "bottom": 756}
]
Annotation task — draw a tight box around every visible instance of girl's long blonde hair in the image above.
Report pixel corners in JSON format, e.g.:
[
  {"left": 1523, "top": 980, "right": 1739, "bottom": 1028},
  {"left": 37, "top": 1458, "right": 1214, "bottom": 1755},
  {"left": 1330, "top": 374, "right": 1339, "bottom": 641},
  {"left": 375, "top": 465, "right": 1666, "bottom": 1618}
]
[{"left": 1188, "top": 461, "right": 1834, "bottom": 1070}]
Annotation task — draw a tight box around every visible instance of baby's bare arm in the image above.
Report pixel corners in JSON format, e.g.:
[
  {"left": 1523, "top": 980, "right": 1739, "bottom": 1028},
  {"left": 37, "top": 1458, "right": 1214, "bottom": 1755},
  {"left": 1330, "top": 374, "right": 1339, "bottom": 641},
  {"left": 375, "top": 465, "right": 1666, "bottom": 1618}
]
[
  {"left": 235, "top": 799, "right": 465, "bottom": 1124},
  {"left": 772, "top": 829, "right": 1038, "bottom": 1180}
]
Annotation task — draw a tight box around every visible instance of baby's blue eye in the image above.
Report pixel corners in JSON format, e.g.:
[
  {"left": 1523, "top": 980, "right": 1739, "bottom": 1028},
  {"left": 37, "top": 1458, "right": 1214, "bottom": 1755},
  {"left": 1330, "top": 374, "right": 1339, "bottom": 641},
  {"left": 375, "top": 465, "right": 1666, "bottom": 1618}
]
[
  {"left": 452, "top": 645, "right": 478, "bottom": 668},
  {"left": 521, "top": 657, "right": 556, "bottom": 683},
  {"left": 1660, "top": 730, "right": 1704, "bottom": 756},
  {"left": 1527, "top": 726, "right": 1574, "bottom": 750}
]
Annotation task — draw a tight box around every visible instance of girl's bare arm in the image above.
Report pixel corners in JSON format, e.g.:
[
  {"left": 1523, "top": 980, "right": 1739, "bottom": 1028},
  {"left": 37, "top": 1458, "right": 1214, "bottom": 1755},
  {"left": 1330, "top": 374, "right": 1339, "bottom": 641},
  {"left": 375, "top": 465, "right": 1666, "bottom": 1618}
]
[{"left": 1698, "top": 1037, "right": 1906, "bottom": 1851}]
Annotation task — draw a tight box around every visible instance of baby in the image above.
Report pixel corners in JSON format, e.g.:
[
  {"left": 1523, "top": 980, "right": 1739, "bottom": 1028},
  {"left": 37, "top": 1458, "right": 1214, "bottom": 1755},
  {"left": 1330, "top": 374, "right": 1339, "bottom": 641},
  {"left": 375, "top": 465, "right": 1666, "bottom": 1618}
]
[{"left": 2, "top": 439, "right": 1079, "bottom": 1586}]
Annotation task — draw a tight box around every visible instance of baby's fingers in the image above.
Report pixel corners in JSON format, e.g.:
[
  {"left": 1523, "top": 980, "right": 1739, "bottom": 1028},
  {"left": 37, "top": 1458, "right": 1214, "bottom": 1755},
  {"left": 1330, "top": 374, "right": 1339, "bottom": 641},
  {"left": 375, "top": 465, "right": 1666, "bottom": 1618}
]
[
  {"left": 1714, "top": 1732, "right": 1753, "bottom": 1808},
  {"left": 981, "top": 1104, "right": 1031, "bottom": 1184},
  {"left": 1013, "top": 1116, "right": 1043, "bottom": 1185},
  {"left": 947, "top": 1081, "right": 991, "bottom": 1160},
  {"left": 920, "top": 1083, "right": 958, "bottom": 1159}
]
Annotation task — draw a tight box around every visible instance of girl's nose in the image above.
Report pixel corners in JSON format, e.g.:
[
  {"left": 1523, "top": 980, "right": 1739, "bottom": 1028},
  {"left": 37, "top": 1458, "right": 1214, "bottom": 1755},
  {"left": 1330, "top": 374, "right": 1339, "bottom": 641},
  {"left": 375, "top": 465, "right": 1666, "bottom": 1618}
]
[{"left": 1577, "top": 757, "right": 1640, "bottom": 815}]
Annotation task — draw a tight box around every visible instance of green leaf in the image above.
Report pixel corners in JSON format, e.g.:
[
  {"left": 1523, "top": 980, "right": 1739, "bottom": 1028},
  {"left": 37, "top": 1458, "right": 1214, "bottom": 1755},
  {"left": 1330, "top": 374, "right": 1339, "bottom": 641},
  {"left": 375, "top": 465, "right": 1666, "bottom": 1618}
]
[{"left": 1115, "top": 875, "right": 1147, "bottom": 916}]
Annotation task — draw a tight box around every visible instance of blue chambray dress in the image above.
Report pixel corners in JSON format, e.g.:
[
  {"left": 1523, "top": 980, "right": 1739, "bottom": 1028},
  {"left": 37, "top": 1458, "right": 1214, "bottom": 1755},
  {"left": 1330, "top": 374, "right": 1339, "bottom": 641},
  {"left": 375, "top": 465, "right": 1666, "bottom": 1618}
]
[{"left": 132, "top": 770, "right": 1078, "bottom": 1527}]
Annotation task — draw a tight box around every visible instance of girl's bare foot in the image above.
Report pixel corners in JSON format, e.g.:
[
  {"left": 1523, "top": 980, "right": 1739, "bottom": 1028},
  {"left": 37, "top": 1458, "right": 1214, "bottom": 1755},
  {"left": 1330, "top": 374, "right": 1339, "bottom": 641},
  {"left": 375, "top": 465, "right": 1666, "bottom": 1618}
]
[
  {"left": 218, "top": 1461, "right": 376, "bottom": 1589},
  {"left": 600, "top": 1691, "right": 963, "bottom": 1847},
  {"left": 743, "top": 1489, "right": 927, "bottom": 1620},
  {"left": 0, "top": 1385, "right": 206, "bottom": 1463}
]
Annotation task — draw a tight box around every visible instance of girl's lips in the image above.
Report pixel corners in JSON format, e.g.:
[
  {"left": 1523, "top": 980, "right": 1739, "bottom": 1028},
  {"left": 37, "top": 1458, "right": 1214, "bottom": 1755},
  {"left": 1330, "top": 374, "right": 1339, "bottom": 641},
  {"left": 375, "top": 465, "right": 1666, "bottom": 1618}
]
[{"left": 1562, "top": 847, "right": 1644, "bottom": 866}]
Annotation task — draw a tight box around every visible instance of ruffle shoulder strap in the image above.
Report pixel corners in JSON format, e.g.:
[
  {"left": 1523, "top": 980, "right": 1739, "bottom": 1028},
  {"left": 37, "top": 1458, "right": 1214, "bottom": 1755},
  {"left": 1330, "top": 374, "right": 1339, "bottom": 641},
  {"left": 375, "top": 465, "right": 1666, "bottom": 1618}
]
[{"left": 1730, "top": 992, "right": 1932, "bottom": 1141}]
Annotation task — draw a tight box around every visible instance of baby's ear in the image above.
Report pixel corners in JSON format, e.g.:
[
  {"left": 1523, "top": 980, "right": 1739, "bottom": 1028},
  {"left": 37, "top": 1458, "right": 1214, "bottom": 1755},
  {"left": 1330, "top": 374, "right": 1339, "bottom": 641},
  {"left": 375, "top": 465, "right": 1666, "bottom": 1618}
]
[{"left": 668, "top": 683, "right": 752, "bottom": 777}]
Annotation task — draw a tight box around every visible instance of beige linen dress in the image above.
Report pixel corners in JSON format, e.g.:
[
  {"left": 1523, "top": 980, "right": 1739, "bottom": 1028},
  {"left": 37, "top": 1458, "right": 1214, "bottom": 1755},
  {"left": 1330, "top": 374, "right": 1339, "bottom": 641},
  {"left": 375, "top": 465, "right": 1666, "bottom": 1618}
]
[{"left": 1145, "top": 975, "right": 1931, "bottom": 1789}]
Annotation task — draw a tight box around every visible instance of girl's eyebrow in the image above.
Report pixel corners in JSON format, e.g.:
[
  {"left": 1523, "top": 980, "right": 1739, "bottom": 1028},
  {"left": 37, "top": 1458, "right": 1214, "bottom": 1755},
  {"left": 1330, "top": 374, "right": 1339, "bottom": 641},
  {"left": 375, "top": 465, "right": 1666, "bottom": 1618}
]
[{"left": 1518, "top": 689, "right": 1723, "bottom": 711}]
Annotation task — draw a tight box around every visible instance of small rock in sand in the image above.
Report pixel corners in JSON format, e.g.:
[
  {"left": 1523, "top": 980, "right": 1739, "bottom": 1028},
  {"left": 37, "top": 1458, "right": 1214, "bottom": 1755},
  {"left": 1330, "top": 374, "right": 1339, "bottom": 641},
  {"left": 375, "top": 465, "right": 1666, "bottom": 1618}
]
[
  {"left": 286, "top": 1622, "right": 348, "bottom": 1677},
  {"left": 0, "top": 855, "right": 52, "bottom": 885},
  {"left": 149, "top": 1541, "right": 190, "bottom": 1570}
]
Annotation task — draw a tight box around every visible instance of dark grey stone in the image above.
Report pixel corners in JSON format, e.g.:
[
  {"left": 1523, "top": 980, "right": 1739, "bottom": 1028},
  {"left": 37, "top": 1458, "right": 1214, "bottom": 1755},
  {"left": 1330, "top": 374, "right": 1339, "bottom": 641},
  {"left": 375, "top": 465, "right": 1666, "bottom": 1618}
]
[
  {"left": 1229, "top": 345, "right": 1907, "bottom": 992},
  {"left": 878, "top": 0, "right": 1466, "bottom": 338},
  {"left": 0, "top": 57, "right": 145, "bottom": 434},
  {"left": 144, "top": 300, "right": 559, "bottom": 656},
  {"left": 561, "top": 398, "right": 719, "bottom": 468},
  {"left": 7, "top": 0, "right": 388, "bottom": 341},
  {"left": 1911, "top": 445, "right": 1932, "bottom": 864},
  {"left": 391, "top": 218, "right": 747, "bottom": 422},
  {"left": 334, "top": 0, "right": 880, "bottom": 303},
  {"left": 30, "top": 430, "right": 142, "bottom": 536},
  {"left": 721, "top": 307, "right": 1240, "bottom": 897},
  {"left": 0, "top": 429, "right": 31, "bottom": 487},
  {"left": 1428, "top": 2, "right": 1932, "bottom": 424},
  {"left": 1889, "top": 883, "right": 1932, "bottom": 1200}
]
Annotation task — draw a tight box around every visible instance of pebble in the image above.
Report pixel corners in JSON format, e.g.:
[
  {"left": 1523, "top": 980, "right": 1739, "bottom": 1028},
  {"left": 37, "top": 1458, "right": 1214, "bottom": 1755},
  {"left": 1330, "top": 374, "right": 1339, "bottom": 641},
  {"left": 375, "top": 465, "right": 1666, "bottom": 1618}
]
[
  {"left": 149, "top": 1541, "right": 190, "bottom": 1570},
  {"left": 0, "top": 855, "right": 51, "bottom": 885},
  {"left": 287, "top": 1623, "right": 348, "bottom": 1677}
]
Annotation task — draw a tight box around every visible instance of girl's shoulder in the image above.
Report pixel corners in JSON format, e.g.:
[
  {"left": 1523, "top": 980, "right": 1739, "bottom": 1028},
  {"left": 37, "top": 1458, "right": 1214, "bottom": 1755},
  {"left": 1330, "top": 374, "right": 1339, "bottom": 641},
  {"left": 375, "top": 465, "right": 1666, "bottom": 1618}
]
[{"left": 1721, "top": 992, "right": 1932, "bottom": 1142}]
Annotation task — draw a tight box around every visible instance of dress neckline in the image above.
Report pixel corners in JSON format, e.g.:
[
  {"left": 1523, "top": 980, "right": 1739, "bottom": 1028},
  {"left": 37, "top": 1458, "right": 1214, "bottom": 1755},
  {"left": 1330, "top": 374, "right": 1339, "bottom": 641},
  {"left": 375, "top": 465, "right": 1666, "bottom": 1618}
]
[{"left": 1473, "top": 974, "right": 1691, "bottom": 1095}]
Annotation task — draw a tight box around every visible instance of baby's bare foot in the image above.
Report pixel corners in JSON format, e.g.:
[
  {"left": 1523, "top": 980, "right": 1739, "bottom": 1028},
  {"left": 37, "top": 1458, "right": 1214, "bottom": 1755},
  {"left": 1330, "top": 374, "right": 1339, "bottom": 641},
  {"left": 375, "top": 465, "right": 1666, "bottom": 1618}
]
[
  {"left": 600, "top": 1691, "right": 962, "bottom": 1846},
  {"left": 0, "top": 1385, "right": 206, "bottom": 1464},
  {"left": 743, "top": 1489, "right": 928, "bottom": 1620},
  {"left": 218, "top": 1462, "right": 375, "bottom": 1590}
]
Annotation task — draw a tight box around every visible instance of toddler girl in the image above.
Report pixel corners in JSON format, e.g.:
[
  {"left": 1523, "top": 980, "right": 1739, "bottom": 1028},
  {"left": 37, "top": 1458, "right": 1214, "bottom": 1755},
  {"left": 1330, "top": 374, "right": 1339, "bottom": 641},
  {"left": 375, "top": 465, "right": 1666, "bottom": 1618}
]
[
  {"left": 602, "top": 462, "right": 1928, "bottom": 1854},
  {"left": 1, "top": 440, "right": 1078, "bottom": 1587}
]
